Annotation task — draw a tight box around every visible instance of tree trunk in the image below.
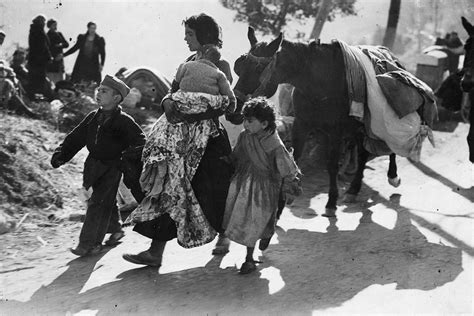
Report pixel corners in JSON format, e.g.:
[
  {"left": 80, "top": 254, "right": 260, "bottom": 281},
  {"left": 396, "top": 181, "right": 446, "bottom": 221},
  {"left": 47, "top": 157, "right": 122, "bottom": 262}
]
[
  {"left": 382, "top": 0, "right": 401, "bottom": 49},
  {"left": 273, "top": 0, "right": 290, "bottom": 35},
  {"left": 309, "top": 0, "right": 333, "bottom": 40}
]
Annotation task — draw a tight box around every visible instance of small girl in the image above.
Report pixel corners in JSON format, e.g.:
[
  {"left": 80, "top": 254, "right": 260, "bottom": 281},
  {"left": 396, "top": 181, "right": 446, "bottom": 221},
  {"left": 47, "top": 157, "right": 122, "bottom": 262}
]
[
  {"left": 125, "top": 45, "right": 236, "bottom": 248},
  {"left": 223, "top": 97, "right": 302, "bottom": 274}
]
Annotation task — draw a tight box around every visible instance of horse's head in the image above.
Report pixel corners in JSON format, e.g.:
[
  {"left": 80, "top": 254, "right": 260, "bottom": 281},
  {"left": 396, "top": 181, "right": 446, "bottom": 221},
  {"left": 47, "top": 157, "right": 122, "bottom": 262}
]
[
  {"left": 228, "top": 27, "right": 283, "bottom": 124},
  {"left": 229, "top": 27, "right": 344, "bottom": 125},
  {"left": 234, "top": 27, "right": 283, "bottom": 98},
  {"left": 461, "top": 16, "right": 474, "bottom": 92}
]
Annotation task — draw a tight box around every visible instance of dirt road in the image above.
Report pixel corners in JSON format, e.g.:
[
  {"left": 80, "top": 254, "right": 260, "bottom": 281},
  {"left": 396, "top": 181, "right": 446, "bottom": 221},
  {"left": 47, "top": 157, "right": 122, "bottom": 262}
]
[{"left": 1, "top": 123, "right": 473, "bottom": 315}]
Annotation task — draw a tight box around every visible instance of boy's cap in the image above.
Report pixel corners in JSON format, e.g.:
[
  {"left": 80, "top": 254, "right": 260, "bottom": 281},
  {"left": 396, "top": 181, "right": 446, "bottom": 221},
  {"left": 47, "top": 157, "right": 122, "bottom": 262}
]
[{"left": 100, "top": 75, "right": 130, "bottom": 99}]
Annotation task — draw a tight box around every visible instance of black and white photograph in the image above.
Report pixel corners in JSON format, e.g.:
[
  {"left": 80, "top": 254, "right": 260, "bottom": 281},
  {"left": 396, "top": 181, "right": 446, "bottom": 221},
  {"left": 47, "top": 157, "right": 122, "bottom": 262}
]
[{"left": 0, "top": 0, "right": 473, "bottom": 314}]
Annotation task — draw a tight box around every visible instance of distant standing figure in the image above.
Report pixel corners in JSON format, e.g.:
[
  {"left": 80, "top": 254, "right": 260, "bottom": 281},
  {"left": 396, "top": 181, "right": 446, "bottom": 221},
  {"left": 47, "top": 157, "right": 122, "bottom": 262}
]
[
  {"left": 46, "top": 19, "right": 69, "bottom": 84},
  {"left": 64, "top": 22, "right": 105, "bottom": 84},
  {"left": 446, "top": 32, "right": 464, "bottom": 74},
  {"left": 0, "top": 30, "right": 5, "bottom": 46},
  {"left": 27, "top": 14, "right": 53, "bottom": 100}
]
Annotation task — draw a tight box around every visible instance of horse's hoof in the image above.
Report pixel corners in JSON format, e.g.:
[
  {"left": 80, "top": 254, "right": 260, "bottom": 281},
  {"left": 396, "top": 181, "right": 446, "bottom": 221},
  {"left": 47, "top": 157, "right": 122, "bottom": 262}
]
[
  {"left": 388, "top": 176, "right": 401, "bottom": 188},
  {"left": 322, "top": 208, "right": 337, "bottom": 218},
  {"left": 343, "top": 193, "right": 357, "bottom": 203}
]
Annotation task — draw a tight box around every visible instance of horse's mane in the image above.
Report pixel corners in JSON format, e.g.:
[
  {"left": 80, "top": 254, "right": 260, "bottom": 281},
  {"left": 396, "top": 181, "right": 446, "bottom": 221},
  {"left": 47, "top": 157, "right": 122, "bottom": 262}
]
[
  {"left": 279, "top": 39, "right": 347, "bottom": 99},
  {"left": 465, "top": 36, "right": 473, "bottom": 51},
  {"left": 281, "top": 39, "right": 340, "bottom": 59}
]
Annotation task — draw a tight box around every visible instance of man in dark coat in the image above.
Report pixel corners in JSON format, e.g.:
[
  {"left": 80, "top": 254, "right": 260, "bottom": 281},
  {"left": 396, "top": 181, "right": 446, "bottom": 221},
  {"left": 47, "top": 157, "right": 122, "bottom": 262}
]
[
  {"left": 63, "top": 22, "right": 105, "bottom": 84},
  {"left": 0, "top": 30, "right": 5, "bottom": 46},
  {"left": 27, "top": 15, "right": 53, "bottom": 100},
  {"left": 46, "top": 19, "right": 69, "bottom": 83},
  {"left": 51, "top": 75, "right": 146, "bottom": 256}
]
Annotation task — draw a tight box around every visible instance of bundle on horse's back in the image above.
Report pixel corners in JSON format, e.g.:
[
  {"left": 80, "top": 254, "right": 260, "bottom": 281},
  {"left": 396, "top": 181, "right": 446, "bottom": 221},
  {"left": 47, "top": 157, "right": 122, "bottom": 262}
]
[{"left": 337, "top": 40, "right": 437, "bottom": 161}]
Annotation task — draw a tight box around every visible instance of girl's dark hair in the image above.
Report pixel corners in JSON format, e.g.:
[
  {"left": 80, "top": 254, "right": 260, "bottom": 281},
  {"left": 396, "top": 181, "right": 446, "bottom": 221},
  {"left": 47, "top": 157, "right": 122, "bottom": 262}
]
[
  {"left": 47, "top": 18, "right": 57, "bottom": 28},
  {"left": 242, "top": 97, "right": 277, "bottom": 132},
  {"left": 183, "top": 13, "right": 223, "bottom": 48},
  {"left": 87, "top": 21, "right": 96, "bottom": 29}
]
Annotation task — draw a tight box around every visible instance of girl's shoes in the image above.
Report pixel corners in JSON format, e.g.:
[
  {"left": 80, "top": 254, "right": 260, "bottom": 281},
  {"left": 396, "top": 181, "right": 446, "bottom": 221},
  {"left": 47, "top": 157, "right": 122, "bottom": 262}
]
[
  {"left": 212, "top": 235, "right": 230, "bottom": 255},
  {"left": 239, "top": 260, "right": 257, "bottom": 274},
  {"left": 258, "top": 238, "right": 271, "bottom": 251}
]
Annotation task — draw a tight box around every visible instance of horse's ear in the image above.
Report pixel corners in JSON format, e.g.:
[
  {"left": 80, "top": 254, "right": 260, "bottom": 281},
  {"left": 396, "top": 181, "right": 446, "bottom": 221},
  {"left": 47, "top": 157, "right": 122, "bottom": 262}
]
[
  {"left": 461, "top": 16, "right": 474, "bottom": 35},
  {"left": 248, "top": 26, "right": 258, "bottom": 47},
  {"left": 267, "top": 32, "right": 283, "bottom": 54}
]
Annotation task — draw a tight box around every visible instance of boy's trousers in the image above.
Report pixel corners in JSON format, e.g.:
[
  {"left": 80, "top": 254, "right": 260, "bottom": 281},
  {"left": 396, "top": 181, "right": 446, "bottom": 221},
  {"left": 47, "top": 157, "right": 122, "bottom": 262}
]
[{"left": 79, "top": 164, "right": 122, "bottom": 248}]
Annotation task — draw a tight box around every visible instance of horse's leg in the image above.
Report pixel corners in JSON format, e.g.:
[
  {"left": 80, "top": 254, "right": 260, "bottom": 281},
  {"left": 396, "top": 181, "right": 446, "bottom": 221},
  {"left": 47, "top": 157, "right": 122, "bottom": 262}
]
[
  {"left": 322, "top": 131, "right": 342, "bottom": 217},
  {"left": 387, "top": 153, "right": 401, "bottom": 187},
  {"left": 344, "top": 143, "right": 370, "bottom": 203},
  {"left": 291, "top": 118, "right": 307, "bottom": 162}
]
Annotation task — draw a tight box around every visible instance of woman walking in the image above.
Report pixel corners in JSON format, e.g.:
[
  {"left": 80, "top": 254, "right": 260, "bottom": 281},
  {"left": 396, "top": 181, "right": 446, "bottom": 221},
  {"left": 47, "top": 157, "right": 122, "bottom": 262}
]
[
  {"left": 64, "top": 22, "right": 105, "bottom": 84},
  {"left": 123, "top": 13, "right": 234, "bottom": 266},
  {"left": 46, "top": 18, "right": 69, "bottom": 84}
]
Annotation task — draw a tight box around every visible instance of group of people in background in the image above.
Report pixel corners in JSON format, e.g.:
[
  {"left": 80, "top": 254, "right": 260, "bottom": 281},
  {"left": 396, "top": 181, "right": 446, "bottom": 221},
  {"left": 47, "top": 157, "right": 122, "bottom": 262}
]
[
  {"left": 0, "top": 14, "right": 105, "bottom": 109},
  {"left": 27, "top": 15, "right": 106, "bottom": 100}
]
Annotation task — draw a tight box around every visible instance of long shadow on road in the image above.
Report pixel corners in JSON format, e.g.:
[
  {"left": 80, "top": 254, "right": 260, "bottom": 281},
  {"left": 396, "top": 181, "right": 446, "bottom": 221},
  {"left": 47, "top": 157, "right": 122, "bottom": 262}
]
[
  {"left": 409, "top": 160, "right": 474, "bottom": 203},
  {"left": 2, "top": 170, "right": 467, "bottom": 314},
  {"left": 2, "top": 202, "right": 463, "bottom": 315},
  {"left": 263, "top": 202, "right": 463, "bottom": 312}
]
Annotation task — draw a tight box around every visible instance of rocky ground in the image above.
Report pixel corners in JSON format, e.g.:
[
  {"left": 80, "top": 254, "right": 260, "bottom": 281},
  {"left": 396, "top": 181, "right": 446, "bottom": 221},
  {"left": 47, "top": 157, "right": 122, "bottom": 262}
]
[{"left": 0, "top": 112, "right": 473, "bottom": 315}]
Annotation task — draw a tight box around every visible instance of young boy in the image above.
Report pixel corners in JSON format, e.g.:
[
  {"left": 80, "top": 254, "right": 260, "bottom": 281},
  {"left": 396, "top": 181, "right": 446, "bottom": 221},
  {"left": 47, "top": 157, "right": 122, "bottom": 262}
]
[{"left": 51, "top": 75, "right": 146, "bottom": 256}]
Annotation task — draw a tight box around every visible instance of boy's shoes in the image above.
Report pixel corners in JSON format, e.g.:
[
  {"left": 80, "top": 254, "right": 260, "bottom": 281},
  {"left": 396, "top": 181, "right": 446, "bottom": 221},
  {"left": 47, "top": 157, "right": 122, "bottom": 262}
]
[
  {"left": 105, "top": 231, "right": 125, "bottom": 246},
  {"left": 122, "top": 251, "right": 162, "bottom": 267},
  {"left": 70, "top": 244, "right": 103, "bottom": 257}
]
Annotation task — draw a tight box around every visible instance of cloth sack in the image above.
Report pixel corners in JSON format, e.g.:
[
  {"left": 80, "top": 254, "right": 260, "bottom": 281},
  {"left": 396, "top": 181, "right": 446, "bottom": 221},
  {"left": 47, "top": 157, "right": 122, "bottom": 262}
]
[{"left": 376, "top": 73, "right": 424, "bottom": 118}]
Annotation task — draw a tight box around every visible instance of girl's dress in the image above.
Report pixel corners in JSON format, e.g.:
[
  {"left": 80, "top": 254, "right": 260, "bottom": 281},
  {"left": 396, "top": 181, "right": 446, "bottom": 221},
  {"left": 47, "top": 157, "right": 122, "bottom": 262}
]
[
  {"left": 223, "top": 129, "right": 301, "bottom": 247},
  {"left": 125, "top": 91, "right": 230, "bottom": 248}
]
